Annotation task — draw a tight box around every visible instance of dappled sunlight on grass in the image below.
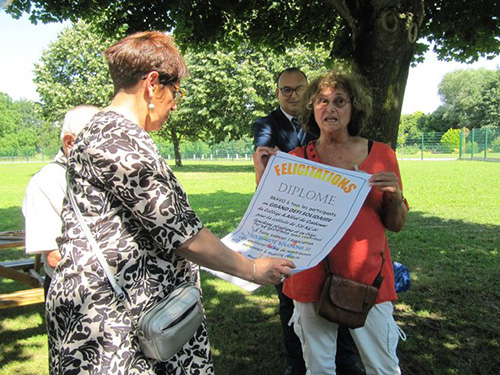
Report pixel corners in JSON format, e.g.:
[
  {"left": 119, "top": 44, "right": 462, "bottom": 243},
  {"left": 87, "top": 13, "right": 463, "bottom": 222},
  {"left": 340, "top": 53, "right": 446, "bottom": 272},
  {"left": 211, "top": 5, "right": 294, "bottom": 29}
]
[
  {"left": 201, "top": 274, "right": 284, "bottom": 373},
  {"left": 387, "top": 161, "right": 499, "bottom": 374},
  {"left": 0, "top": 305, "right": 47, "bottom": 374},
  {"left": 1, "top": 160, "right": 499, "bottom": 374},
  {"left": 394, "top": 213, "right": 499, "bottom": 374}
]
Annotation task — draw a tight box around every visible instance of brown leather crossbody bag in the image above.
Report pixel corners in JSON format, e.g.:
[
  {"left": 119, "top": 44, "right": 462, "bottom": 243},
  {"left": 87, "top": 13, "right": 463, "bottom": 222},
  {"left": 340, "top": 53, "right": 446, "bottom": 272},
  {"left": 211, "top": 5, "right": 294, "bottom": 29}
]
[
  {"left": 317, "top": 253, "right": 384, "bottom": 329},
  {"left": 302, "top": 141, "right": 383, "bottom": 328}
]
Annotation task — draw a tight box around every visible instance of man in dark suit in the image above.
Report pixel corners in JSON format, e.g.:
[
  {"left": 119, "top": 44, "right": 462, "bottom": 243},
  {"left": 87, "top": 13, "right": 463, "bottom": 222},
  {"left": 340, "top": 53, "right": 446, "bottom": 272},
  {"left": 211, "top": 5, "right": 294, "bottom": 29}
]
[
  {"left": 252, "top": 68, "right": 365, "bottom": 375},
  {"left": 252, "top": 68, "right": 314, "bottom": 153}
]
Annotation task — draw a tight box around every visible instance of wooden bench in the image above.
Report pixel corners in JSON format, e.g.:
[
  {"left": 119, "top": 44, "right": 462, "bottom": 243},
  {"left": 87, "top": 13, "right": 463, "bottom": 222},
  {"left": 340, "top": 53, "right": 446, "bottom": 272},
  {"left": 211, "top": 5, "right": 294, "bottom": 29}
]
[
  {"left": 0, "top": 230, "right": 45, "bottom": 309},
  {"left": 0, "top": 230, "right": 25, "bottom": 250},
  {"left": 0, "top": 288, "right": 44, "bottom": 309},
  {"left": 1, "top": 258, "right": 37, "bottom": 270}
]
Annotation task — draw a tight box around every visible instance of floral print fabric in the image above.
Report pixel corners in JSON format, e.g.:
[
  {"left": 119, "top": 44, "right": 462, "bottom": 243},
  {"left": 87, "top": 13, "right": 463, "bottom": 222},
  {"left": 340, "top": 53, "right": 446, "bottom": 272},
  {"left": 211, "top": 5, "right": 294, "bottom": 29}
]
[{"left": 46, "top": 111, "right": 213, "bottom": 375}]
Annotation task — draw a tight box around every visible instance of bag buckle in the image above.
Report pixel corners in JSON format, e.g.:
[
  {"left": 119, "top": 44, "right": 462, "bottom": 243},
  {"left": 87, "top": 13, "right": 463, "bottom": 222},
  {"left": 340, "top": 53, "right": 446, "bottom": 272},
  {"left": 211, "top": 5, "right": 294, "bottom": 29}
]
[{"left": 116, "top": 291, "right": 126, "bottom": 302}]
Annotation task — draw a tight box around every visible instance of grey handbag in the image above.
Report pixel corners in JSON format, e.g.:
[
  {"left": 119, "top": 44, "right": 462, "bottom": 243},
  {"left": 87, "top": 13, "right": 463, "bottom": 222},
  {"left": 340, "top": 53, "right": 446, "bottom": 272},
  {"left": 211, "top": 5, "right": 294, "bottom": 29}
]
[
  {"left": 137, "top": 282, "right": 203, "bottom": 361},
  {"left": 67, "top": 181, "right": 203, "bottom": 361}
]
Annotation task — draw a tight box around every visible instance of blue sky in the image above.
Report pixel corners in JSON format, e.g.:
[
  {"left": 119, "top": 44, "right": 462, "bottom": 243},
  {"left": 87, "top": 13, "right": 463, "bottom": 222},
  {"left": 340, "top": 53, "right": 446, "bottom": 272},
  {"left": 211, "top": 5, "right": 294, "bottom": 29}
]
[
  {"left": 0, "top": 11, "right": 69, "bottom": 102},
  {"left": 1, "top": 10, "right": 499, "bottom": 115}
]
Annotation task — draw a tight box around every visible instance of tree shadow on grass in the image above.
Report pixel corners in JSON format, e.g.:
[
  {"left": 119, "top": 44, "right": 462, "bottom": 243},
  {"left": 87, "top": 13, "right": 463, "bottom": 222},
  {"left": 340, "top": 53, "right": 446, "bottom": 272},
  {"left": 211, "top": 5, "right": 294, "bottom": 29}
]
[
  {"left": 178, "top": 190, "right": 287, "bottom": 373},
  {"left": 387, "top": 210, "right": 499, "bottom": 375},
  {"left": 0, "top": 304, "right": 46, "bottom": 371},
  {"left": 2, "top": 191, "right": 499, "bottom": 375},
  {"left": 0, "top": 206, "right": 25, "bottom": 233},
  {"left": 200, "top": 274, "right": 286, "bottom": 374},
  {"left": 177, "top": 191, "right": 500, "bottom": 375}
]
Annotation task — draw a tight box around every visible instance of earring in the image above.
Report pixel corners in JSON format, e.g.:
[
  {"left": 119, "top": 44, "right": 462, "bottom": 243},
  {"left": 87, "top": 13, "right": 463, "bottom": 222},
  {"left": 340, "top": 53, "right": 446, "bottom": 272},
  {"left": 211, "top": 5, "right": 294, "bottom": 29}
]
[{"left": 148, "top": 101, "right": 155, "bottom": 110}]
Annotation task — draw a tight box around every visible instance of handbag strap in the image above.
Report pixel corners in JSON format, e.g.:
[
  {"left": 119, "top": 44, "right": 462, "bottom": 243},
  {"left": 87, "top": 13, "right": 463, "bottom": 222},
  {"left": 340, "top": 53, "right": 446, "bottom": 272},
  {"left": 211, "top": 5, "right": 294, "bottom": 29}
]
[
  {"left": 322, "top": 253, "right": 385, "bottom": 288},
  {"left": 66, "top": 173, "right": 127, "bottom": 302}
]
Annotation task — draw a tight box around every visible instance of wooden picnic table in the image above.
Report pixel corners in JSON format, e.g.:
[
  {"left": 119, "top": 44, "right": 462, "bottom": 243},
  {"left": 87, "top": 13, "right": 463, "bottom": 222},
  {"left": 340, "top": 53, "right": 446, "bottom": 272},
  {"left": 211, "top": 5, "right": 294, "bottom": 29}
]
[
  {"left": 0, "top": 230, "right": 45, "bottom": 309},
  {"left": 0, "top": 230, "right": 25, "bottom": 249}
]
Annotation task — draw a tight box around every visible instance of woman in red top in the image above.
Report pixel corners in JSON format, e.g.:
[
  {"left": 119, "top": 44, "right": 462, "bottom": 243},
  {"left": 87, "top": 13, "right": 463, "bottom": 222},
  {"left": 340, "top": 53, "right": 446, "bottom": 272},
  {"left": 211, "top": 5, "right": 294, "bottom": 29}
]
[{"left": 255, "top": 68, "right": 408, "bottom": 375}]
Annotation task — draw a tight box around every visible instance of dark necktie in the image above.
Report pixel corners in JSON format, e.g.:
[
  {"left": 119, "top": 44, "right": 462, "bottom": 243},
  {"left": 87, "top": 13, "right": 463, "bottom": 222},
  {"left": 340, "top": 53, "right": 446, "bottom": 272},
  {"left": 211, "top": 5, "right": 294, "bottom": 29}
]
[{"left": 292, "top": 117, "right": 306, "bottom": 146}]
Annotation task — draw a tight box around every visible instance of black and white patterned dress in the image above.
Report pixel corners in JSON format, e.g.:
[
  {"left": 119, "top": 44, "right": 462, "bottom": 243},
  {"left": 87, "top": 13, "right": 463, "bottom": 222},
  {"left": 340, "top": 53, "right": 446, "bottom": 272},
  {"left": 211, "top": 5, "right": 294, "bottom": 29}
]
[{"left": 46, "top": 111, "right": 213, "bottom": 375}]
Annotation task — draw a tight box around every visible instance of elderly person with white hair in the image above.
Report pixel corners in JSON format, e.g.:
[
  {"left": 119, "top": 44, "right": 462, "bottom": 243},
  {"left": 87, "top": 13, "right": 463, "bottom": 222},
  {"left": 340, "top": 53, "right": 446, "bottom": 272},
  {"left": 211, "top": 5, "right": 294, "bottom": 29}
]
[{"left": 22, "top": 104, "right": 100, "bottom": 297}]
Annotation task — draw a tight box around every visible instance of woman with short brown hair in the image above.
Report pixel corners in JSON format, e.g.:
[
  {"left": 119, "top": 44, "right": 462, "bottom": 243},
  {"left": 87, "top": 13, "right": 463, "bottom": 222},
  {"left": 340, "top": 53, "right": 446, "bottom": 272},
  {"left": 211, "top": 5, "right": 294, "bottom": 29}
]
[{"left": 46, "top": 31, "right": 295, "bottom": 375}]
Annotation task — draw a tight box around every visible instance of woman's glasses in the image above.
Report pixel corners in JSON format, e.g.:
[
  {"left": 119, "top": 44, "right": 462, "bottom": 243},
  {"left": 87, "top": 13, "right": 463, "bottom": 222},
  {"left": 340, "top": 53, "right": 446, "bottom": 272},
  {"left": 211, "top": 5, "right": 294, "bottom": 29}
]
[
  {"left": 314, "top": 95, "right": 350, "bottom": 109},
  {"left": 142, "top": 71, "right": 186, "bottom": 103},
  {"left": 167, "top": 83, "right": 185, "bottom": 103}
]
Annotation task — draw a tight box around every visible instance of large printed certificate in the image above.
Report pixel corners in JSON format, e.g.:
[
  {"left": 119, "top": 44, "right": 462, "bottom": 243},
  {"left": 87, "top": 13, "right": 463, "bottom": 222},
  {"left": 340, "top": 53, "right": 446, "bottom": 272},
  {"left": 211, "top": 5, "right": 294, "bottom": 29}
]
[{"left": 202, "top": 151, "right": 372, "bottom": 291}]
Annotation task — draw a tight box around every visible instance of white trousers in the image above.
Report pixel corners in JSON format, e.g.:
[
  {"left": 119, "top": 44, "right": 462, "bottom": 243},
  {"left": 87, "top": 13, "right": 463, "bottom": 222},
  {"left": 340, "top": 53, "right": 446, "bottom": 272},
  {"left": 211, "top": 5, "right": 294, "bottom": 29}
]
[{"left": 291, "top": 301, "right": 403, "bottom": 375}]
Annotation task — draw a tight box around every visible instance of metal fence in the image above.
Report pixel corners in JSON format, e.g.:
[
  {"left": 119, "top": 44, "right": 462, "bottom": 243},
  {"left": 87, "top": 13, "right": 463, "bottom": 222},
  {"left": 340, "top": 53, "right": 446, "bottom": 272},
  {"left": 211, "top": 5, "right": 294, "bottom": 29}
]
[
  {"left": 397, "top": 127, "right": 500, "bottom": 161},
  {"left": 2, "top": 128, "right": 499, "bottom": 163},
  {"left": 460, "top": 127, "right": 500, "bottom": 161}
]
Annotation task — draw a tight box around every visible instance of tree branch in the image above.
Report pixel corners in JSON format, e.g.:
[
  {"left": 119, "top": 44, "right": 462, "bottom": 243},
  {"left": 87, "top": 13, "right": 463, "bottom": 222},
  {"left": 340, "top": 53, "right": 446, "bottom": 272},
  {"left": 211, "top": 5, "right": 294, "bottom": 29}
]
[{"left": 327, "top": 0, "right": 358, "bottom": 36}]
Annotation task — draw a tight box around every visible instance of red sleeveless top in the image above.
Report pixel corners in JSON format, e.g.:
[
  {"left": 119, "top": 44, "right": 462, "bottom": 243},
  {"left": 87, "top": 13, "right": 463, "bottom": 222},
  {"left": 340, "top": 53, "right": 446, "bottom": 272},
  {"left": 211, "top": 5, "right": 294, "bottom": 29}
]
[{"left": 283, "top": 141, "right": 408, "bottom": 304}]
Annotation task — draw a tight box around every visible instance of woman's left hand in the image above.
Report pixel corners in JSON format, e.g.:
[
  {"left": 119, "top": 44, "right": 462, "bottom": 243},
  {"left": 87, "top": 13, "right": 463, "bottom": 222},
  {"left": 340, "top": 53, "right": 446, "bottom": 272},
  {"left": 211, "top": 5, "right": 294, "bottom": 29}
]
[
  {"left": 369, "top": 171, "right": 403, "bottom": 204},
  {"left": 369, "top": 171, "right": 407, "bottom": 232}
]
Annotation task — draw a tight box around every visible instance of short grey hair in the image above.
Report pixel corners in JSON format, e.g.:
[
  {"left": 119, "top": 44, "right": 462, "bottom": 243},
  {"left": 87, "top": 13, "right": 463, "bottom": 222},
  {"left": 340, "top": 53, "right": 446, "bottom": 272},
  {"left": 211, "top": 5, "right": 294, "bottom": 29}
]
[{"left": 60, "top": 105, "right": 100, "bottom": 143}]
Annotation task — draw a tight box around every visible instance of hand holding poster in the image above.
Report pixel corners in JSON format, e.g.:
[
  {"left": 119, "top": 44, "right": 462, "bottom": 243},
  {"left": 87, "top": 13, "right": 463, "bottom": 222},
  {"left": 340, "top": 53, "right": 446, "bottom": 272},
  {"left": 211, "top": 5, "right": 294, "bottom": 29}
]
[{"left": 202, "top": 151, "right": 372, "bottom": 291}]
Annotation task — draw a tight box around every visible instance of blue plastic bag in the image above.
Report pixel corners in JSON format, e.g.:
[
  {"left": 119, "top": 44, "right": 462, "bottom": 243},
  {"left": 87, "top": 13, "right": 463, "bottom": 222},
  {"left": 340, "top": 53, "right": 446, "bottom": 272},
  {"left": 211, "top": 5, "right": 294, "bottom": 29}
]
[{"left": 392, "top": 261, "right": 411, "bottom": 293}]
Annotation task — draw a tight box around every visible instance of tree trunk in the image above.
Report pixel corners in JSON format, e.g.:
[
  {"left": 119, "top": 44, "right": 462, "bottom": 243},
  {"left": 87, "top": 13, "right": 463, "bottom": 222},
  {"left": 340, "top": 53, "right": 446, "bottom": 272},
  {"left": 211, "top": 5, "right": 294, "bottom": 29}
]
[
  {"left": 333, "top": 0, "right": 425, "bottom": 149},
  {"left": 171, "top": 130, "right": 183, "bottom": 167}
]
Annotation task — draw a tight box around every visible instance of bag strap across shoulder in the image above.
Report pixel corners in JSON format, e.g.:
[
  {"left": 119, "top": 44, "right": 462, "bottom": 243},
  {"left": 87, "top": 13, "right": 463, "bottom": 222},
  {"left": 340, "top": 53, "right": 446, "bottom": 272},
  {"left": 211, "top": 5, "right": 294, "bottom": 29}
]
[
  {"left": 66, "top": 173, "right": 128, "bottom": 302},
  {"left": 322, "top": 253, "right": 385, "bottom": 288},
  {"left": 66, "top": 172, "right": 199, "bottom": 328},
  {"left": 304, "top": 140, "right": 374, "bottom": 166},
  {"left": 65, "top": 172, "right": 144, "bottom": 331}
]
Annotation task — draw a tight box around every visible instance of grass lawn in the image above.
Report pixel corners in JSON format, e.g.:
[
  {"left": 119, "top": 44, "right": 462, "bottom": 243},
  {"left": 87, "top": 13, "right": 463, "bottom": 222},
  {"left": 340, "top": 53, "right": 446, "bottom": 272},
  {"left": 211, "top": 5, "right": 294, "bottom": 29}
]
[{"left": 0, "top": 159, "right": 499, "bottom": 375}]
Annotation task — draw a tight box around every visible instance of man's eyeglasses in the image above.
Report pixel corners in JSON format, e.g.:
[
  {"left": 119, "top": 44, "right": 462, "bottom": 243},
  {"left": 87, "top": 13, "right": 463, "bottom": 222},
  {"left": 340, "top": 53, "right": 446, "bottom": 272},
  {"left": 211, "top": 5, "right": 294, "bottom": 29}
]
[
  {"left": 279, "top": 86, "right": 305, "bottom": 97},
  {"left": 314, "top": 95, "right": 350, "bottom": 109}
]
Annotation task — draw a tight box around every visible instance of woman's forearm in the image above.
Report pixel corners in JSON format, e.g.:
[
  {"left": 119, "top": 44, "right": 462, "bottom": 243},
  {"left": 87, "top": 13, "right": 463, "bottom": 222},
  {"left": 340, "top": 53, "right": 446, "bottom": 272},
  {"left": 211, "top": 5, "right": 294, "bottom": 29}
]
[
  {"left": 175, "top": 227, "right": 295, "bottom": 285},
  {"left": 382, "top": 195, "right": 408, "bottom": 232},
  {"left": 176, "top": 227, "right": 254, "bottom": 280}
]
